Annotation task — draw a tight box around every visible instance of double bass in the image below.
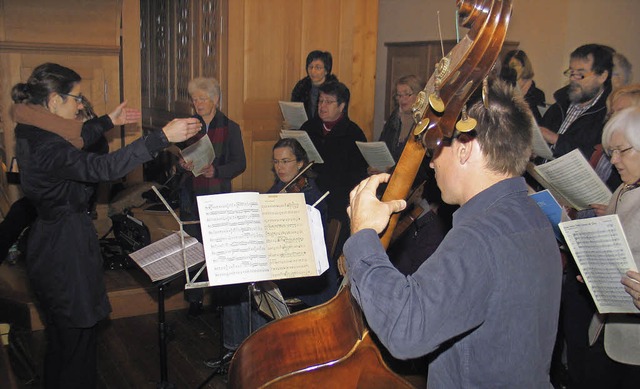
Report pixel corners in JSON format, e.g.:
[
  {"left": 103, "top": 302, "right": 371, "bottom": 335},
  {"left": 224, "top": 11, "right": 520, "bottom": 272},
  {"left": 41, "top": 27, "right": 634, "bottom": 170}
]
[{"left": 229, "top": 1, "right": 513, "bottom": 387}]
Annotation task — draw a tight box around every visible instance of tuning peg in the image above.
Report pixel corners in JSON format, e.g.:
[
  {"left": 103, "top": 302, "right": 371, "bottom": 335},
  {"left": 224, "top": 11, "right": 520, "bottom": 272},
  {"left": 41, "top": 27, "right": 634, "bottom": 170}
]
[
  {"left": 413, "top": 118, "right": 430, "bottom": 136},
  {"left": 412, "top": 91, "right": 428, "bottom": 123},
  {"left": 428, "top": 92, "right": 445, "bottom": 113},
  {"left": 455, "top": 104, "right": 477, "bottom": 132},
  {"left": 482, "top": 77, "right": 490, "bottom": 109}
]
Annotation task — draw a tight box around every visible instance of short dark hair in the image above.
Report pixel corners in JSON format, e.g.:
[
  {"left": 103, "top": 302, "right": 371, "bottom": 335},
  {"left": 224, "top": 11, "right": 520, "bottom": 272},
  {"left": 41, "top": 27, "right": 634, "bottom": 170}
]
[
  {"left": 273, "top": 138, "right": 309, "bottom": 165},
  {"left": 11, "top": 63, "right": 81, "bottom": 107},
  {"left": 306, "top": 50, "right": 333, "bottom": 75},
  {"left": 466, "top": 78, "right": 534, "bottom": 176},
  {"left": 319, "top": 81, "right": 350, "bottom": 109},
  {"left": 571, "top": 44, "right": 613, "bottom": 86}
]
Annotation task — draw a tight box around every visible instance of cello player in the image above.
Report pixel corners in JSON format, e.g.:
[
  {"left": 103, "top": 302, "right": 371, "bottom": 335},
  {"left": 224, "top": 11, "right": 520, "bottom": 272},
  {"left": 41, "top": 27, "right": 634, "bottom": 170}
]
[{"left": 343, "top": 79, "right": 562, "bottom": 388}]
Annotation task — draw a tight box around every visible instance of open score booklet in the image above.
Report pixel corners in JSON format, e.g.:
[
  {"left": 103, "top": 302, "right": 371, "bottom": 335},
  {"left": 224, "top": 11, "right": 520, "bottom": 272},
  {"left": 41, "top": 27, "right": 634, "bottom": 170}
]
[{"left": 196, "top": 192, "right": 328, "bottom": 286}]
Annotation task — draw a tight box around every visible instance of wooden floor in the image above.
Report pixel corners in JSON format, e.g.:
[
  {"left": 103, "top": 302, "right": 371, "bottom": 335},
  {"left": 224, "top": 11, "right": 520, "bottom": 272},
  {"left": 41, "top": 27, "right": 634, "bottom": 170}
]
[{"left": 10, "top": 308, "right": 229, "bottom": 389}]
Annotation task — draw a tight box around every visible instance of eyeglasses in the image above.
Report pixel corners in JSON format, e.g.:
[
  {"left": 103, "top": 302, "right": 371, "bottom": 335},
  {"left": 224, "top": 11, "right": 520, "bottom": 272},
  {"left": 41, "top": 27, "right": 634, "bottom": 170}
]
[
  {"left": 318, "top": 99, "right": 337, "bottom": 105},
  {"left": 426, "top": 130, "right": 477, "bottom": 157},
  {"left": 60, "top": 92, "right": 83, "bottom": 103},
  {"left": 272, "top": 158, "right": 296, "bottom": 166},
  {"left": 395, "top": 93, "right": 414, "bottom": 99},
  {"left": 606, "top": 146, "right": 634, "bottom": 157},
  {"left": 307, "top": 65, "right": 325, "bottom": 71},
  {"left": 563, "top": 69, "right": 596, "bottom": 80},
  {"left": 191, "top": 96, "right": 211, "bottom": 104}
]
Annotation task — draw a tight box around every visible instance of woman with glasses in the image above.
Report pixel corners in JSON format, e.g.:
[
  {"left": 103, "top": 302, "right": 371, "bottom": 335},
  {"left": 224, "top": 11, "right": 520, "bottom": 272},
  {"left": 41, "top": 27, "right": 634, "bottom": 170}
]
[
  {"left": 299, "top": 80, "right": 368, "bottom": 235},
  {"left": 376, "top": 75, "right": 426, "bottom": 172},
  {"left": 290, "top": 50, "right": 339, "bottom": 122},
  {"left": 267, "top": 138, "right": 333, "bottom": 303},
  {"left": 11, "top": 62, "right": 200, "bottom": 388},
  {"left": 268, "top": 138, "right": 326, "bottom": 218},
  {"left": 565, "top": 106, "right": 640, "bottom": 388},
  {"left": 209, "top": 138, "right": 335, "bottom": 373},
  {"left": 500, "top": 50, "right": 546, "bottom": 123}
]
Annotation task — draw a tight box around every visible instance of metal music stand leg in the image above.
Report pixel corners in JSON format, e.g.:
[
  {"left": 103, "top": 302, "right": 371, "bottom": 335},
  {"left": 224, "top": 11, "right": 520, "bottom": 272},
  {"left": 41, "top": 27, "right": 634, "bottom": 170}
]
[{"left": 157, "top": 281, "right": 175, "bottom": 389}]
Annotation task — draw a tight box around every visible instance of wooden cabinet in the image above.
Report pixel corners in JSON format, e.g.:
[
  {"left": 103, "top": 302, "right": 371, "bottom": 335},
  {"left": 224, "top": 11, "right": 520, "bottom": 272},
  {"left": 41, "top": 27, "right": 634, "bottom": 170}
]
[{"left": 384, "top": 40, "right": 519, "bottom": 118}]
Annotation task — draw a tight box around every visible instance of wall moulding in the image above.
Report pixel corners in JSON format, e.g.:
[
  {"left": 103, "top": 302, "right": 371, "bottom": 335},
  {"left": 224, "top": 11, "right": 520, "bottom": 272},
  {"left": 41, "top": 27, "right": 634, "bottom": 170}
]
[{"left": 0, "top": 41, "right": 120, "bottom": 56}]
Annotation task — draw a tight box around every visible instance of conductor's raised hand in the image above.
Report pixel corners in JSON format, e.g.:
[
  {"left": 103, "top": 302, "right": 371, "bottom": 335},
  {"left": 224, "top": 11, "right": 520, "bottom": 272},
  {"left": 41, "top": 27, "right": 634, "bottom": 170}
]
[
  {"left": 347, "top": 173, "right": 406, "bottom": 235},
  {"left": 108, "top": 101, "right": 142, "bottom": 126},
  {"left": 162, "top": 118, "right": 201, "bottom": 143}
]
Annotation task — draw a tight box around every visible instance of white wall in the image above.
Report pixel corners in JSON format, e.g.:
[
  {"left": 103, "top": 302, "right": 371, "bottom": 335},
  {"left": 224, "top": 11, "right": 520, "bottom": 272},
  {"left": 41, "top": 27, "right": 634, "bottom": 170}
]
[{"left": 374, "top": 0, "right": 640, "bottom": 137}]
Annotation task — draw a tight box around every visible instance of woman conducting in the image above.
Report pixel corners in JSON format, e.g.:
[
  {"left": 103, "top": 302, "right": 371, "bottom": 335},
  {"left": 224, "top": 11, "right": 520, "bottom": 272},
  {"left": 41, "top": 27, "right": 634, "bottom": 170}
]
[{"left": 12, "top": 62, "right": 199, "bottom": 388}]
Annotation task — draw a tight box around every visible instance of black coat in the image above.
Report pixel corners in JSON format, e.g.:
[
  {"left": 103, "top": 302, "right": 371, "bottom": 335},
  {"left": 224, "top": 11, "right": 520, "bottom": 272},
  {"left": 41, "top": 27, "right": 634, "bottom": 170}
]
[
  {"left": 291, "top": 74, "right": 339, "bottom": 120},
  {"left": 15, "top": 116, "right": 168, "bottom": 327},
  {"left": 300, "top": 115, "right": 368, "bottom": 221},
  {"left": 541, "top": 85, "right": 610, "bottom": 159}
]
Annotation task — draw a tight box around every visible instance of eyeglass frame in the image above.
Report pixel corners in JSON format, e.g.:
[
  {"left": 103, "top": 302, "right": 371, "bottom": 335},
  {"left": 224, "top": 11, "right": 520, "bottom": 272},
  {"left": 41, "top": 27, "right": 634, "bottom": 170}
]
[
  {"left": 395, "top": 92, "right": 414, "bottom": 99},
  {"left": 426, "top": 130, "right": 477, "bottom": 158},
  {"left": 307, "top": 64, "right": 325, "bottom": 71},
  {"left": 191, "top": 96, "right": 211, "bottom": 104},
  {"left": 606, "top": 146, "right": 634, "bottom": 157},
  {"left": 60, "top": 92, "right": 83, "bottom": 103},
  {"left": 563, "top": 68, "right": 596, "bottom": 81},
  {"left": 318, "top": 98, "right": 338, "bottom": 106},
  {"left": 272, "top": 158, "right": 297, "bottom": 166}
]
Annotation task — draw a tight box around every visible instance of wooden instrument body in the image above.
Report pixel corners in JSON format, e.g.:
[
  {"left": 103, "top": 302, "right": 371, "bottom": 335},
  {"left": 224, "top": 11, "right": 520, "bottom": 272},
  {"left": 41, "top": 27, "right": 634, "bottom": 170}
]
[
  {"left": 228, "top": 287, "right": 413, "bottom": 388},
  {"left": 228, "top": 1, "right": 512, "bottom": 387}
]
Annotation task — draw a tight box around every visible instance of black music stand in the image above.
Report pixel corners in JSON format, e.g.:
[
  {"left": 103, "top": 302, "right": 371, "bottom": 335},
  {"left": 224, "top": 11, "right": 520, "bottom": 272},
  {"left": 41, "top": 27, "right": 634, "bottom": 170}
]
[
  {"left": 130, "top": 187, "right": 208, "bottom": 388},
  {"left": 155, "top": 274, "right": 179, "bottom": 389}
]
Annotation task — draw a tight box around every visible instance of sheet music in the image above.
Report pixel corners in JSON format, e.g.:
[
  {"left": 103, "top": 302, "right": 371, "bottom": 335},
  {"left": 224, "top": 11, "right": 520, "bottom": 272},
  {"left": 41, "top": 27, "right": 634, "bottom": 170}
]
[
  {"left": 526, "top": 163, "right": 571, "bottom": 207},
  {"left": 198, "top": 192, "right": 271, "bottom": 285},
  {"left": 307, "top": 205, "right": 329, "bottom": 274},
  {"left": 278, "top": 101, "right": 308, "bottom": 129},
  {"left": 260, "top": 193, "right": 319, "bottom": 279},
  {"left": 531, "top": 124, "right": 554, "bottom": 160},
  {"left": 197, "top": 192, "right": 329, "bottom": 286},
  {"left": 534, "top": 149, "right": 612, "bottom": 210},
  {"left": 280, "top": 129, "right": 324, "bottom": 163},
  {"left": 355, "top": 141, "right": 396, "bottom": 171},
  {"left": 128, "top": 232, "right": 205, "bottom": 282},
  {"left": 559, "top": 215, "right": 639, "bottom": 313},
  {"left": 180, "top": 135, "right": 215, "bottom": 177}
]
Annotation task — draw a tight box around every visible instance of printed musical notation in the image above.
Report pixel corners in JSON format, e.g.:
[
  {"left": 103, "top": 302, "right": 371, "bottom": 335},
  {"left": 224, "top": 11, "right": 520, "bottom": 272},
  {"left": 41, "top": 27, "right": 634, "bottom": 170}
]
[
  {"left": 560, "top": 215, "right": 639, "bottom": 313},
  {"left": 197, "top": 192, "right": 328, "bottom": 286}
]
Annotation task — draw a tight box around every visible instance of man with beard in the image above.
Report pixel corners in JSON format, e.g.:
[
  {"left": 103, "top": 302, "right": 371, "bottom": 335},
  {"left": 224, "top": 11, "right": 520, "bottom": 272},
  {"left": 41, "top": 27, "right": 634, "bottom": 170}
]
[
  {"left": 538, "top": 44, "right": 613, "bottom": 387},
  {"left": 539, "top": 44, "right": 613, "bottom": 159}
]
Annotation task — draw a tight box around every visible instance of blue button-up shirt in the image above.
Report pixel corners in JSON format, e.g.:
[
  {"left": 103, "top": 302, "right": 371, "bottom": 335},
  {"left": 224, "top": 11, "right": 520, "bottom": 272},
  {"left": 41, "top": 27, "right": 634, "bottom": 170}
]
[{"left": 344, "top": 177, "right": 562, "bottom": 388}]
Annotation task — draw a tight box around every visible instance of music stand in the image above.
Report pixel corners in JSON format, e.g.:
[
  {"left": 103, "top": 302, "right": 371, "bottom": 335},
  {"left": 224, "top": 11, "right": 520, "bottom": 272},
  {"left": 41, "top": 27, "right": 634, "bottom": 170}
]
[{"left": 146, "top": 187, "right": 208, "bottom": 388}]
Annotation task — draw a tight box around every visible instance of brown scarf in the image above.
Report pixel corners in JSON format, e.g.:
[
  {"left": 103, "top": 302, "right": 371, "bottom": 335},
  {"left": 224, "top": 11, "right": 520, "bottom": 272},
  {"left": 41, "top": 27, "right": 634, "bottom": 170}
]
[{"left": 10, "top": 103, "right": 84, "bottom": 148}]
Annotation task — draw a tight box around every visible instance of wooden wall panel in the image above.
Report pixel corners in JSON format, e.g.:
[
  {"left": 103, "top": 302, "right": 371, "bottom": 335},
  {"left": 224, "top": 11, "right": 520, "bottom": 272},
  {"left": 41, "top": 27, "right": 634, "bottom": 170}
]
[
  {"left": 227, "top": 0, "right": 378, "bottom": 193},
  {"left": 1, "top": 0, "right": 120, "bottom": 46},
  {"left": 0, "top": 0, "right": 122, "bottom": 204}
]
